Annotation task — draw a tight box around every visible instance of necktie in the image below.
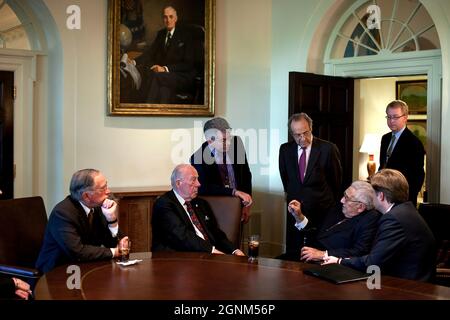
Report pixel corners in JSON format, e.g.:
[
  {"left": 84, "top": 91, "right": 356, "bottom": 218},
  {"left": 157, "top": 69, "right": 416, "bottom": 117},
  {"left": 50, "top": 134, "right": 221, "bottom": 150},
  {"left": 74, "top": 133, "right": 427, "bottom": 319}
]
[
  {"left": 185, "top": 201, "right": 209, "bottom": 241},
  {"left": 218, "top": 153, "right": 230, "bottom": 187},
  {"left": 298, "top": 147, "right": 306, "bottom": 183},
  {"left": 386, "top": 134, "right": 396, "bottom": 162},
  {"left": 165, "top": 32, "right": 172, "bottom": 50},
  {"left": 88, "top": 209, "right": 94, "bottom": 228}
]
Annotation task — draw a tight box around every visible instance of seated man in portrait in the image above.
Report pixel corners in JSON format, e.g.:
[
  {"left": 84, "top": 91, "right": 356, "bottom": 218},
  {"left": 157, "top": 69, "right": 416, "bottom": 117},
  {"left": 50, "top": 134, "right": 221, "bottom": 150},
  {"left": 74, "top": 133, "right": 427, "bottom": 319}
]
[
  {"left": 152, "top": 164, "right": 245, "bottom": 256},
  {"left": 285, "top": 180, "right": 381, "bottom": 262},
  {"left": 131, "top": 5, "right": 197, "bottom": 104},
  {"left": 35, "top": 169, "right": 128, "bottom": 274}
]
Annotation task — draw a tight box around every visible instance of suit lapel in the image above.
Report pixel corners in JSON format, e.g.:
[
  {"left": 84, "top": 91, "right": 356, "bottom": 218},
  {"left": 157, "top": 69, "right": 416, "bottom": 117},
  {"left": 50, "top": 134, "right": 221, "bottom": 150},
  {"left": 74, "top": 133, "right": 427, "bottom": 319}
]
[
  {"left": 191, "top": 199, "right": 214, "bottom": 241},
  {"left": 168, "top": 191, "right": 195, "bottom": 229},
  {"left": 303, "top": 140, "right": 320, "bottom": 183}
]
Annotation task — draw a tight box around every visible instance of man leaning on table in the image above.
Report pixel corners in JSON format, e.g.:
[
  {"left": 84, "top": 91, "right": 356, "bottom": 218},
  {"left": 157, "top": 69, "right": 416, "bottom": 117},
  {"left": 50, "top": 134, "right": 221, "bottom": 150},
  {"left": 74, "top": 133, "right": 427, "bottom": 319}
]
[
  {"left": 152, "top": 164, "right": 245, "bottom": 256},
  {"left": 36, "top": 169, "right": 128, "bottom": 274},
  {"left": 323, "top": 169, "right": 435, "bottom": 281}
]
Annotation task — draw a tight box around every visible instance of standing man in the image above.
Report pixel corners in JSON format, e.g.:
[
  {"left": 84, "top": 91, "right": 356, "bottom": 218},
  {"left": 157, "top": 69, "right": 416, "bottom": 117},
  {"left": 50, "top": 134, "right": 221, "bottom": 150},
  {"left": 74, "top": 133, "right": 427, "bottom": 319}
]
[
  {"left": 279, "top": 113, "right": 343, "bottom": 255},
  {"left": 152, "top": 164, "right": 245, "bottom": 256},
  {"left": 134, "top": 5, "right": 196, "bottom": 103},
  {"left": 324, "top": 169, "right": 435, "bottom": 282},
  {"left": 379, "top": 100, "right": 425, "bottom": 206},
  {"left": 36, "top": 169, "right": 127, "bottom": 274},
  {"left": 190, "top": 117, "right": 253, "bottom": 223}
]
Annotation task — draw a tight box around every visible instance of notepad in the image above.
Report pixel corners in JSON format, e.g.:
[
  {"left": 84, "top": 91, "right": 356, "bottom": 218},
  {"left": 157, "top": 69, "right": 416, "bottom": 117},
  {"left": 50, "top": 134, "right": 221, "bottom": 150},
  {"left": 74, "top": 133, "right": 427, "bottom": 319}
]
[{"left": 303, "top": 263, "right": 371, "bottom": 284}]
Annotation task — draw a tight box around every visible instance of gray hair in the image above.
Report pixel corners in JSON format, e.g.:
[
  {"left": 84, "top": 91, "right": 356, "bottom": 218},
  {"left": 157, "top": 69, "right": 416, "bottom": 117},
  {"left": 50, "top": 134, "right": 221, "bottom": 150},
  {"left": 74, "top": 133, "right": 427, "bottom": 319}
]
[
  {"left": 386, "top": 99, "right": 409, "bottom": 115},
  {"left": 170, "top": 164, "right": 191, "bottom": 188},
  {"left": 69, "top": 169, "right": 100, "bottom": 201},
  {"left": 203, "top": 117, "right": 231, "bottom": 141},
  {"left": 288, "top": 113, "right": 313, "bottom": 135},
  {"left": 350, "top": 180, "right": 375, "bottom": 210}
]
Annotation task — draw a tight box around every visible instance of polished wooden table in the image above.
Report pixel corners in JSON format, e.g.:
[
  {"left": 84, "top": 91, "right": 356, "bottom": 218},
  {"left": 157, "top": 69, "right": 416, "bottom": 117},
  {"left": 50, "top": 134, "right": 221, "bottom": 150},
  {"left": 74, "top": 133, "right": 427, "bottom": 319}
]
[{"left": 34, "top": 252, "right": 450, "bottom": 300}]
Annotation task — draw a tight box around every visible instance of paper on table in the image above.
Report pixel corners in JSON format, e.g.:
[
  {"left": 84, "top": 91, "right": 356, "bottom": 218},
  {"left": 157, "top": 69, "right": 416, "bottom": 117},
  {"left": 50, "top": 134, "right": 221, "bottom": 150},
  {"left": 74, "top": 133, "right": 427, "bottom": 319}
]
[{"left": 116, "top": 259, "right": 142, "bottom": 266}]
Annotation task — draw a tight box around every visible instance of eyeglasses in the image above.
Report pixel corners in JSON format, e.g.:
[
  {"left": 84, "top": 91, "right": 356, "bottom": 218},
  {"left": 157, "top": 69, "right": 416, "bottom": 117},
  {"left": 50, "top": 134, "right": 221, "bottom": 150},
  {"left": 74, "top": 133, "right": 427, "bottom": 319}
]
[
  {"left": 293, "top": 130, "right": 311, "bottom": 139},
  {"left": 385, "top": 114, "right": 405, "bottom": 120},
  {"left": 343, "top": 191, "right": 362, "bottom": 204},
  {"left": 89, "top": 184, "right": 109, "bottom": 193}
]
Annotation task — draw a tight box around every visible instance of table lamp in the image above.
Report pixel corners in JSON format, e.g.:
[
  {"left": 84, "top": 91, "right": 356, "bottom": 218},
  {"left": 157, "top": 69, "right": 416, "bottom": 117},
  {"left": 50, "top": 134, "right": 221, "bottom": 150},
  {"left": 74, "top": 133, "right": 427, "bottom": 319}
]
[{"left": 359, "top": 133, "right": 378, "bottom": 179}]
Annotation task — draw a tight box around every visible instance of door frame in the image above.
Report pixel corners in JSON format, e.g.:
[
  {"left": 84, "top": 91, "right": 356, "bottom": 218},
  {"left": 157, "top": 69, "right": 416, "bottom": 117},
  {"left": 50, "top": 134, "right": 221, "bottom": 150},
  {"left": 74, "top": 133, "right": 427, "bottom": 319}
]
[
  {"left": 325, "top": 49, "right": 442, "bottom": 203},
  {"left": 0, "top": 48, "right": 38, "bottom": 198}
]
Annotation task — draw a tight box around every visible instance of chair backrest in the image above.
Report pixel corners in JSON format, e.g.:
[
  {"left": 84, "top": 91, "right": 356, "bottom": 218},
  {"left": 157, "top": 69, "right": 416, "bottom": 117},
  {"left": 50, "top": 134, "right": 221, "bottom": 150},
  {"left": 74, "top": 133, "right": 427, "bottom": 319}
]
[
  {"left": 198, "top": 196, "right": 242, "bottom": 248},
  {"left": 0, "top": 196, "right": 48, "bottom": 269}
]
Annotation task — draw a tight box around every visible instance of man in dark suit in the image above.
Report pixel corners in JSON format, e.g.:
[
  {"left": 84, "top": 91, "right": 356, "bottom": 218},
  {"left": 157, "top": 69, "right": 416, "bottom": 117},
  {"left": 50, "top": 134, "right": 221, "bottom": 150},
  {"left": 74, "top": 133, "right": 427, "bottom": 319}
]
[
  {"left": 379, "top": 100, "right": 425, "bottom": 206},
  {"left": 0, "top": 275, "right": 31, "bottom": 300},
  {"left": 287, "top": 180, "right": 380, "bottom": 262},
  {"left": 279, "top": 113, "right": 343, "bottom": 255},
  {"left": 135, "top": 5, "right": 196, "bottom": 103},
  {"left": 152, "top": 164, "right": 245, "bottom": 255},
  {"left": 325, "top": 169, "right": 435, "bottom": 282},
  {"left": 190, "top": 117, "right": 253, "bottom": 223},
  {"left": 36, "top": 169, "right": 127, "bottom": 274}
]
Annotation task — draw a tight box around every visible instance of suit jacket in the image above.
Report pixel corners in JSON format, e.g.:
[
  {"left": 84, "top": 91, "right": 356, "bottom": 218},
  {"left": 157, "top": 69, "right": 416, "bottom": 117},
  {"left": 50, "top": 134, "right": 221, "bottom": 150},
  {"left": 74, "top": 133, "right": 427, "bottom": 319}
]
[
  {"left": 315, "top": 205, "right": 381, "bottom": 258},
  {"left": 379, "top": 127, "right": 425, "bottom": 203},
  {"left": 190, "top": 136, "right": 252, "bottom": 196},
  {"left": 279, "top": 137, "right": 343, "bottom": 227},
  {"left": 342, "top": 201, "right": 435, "bottom": 281},
  {"left": 0, "top": 275, "right": 14, "bottom": 299},
  {"left": 35, "top": 196, "right": 122, "bottom": 274},
  {"left": 136, "top": 26, "right": 196, "bottom": 81},
  {"left": 152, "top": 190, "right": 237, "bottom": 254}
]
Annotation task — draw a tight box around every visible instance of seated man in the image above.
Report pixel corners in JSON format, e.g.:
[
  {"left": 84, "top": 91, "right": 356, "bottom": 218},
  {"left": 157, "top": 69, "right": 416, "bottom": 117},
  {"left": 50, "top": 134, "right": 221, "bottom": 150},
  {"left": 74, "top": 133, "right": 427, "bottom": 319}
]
[
  {"left": 0, "top": 275, "right": 31, "bottom": 300},
  {"left": 36, "top": 169, "right": 128, "bottom": 274},
  {"left": 287, "top": 180, "right": 380, "bottom": 262},
  {"left": 152, "top": 164, "right": 245, "bottom": 256},
  {"left": 190, "top": 117, "right": 253, "bottom": 223},
  {"left": 324, "top": 169, "right": 435, "bottom": 282}
]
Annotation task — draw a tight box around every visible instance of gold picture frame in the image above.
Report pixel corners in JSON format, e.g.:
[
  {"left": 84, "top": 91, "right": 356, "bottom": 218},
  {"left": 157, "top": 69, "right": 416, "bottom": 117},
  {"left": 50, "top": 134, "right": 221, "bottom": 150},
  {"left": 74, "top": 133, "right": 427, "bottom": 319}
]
[
  {"left": 107, "top": 0, "right": 215, "bottom": 116},
  {"left": 396, "top": 80, "right": 427, "bottom": 115}
]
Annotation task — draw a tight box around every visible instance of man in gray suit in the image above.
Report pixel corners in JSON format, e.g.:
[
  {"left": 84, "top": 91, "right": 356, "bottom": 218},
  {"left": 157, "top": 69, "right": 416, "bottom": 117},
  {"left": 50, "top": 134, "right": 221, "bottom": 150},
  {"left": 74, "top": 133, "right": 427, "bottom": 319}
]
[{"left": 279, "top": 113, "right": 343, "bottom": 256}]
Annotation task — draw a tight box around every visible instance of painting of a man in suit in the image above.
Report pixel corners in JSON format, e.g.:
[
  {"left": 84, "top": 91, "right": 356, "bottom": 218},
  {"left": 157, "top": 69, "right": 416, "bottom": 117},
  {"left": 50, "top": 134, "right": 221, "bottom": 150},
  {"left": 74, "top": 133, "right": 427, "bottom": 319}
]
[{"left": 120, "top": 1, "right": 205, "bottom": 105}]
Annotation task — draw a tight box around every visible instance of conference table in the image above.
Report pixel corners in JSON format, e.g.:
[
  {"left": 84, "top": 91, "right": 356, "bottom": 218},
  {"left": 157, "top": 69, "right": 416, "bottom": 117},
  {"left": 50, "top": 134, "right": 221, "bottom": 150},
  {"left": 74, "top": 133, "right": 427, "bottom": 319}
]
[{"left": 34, "top": 252, "right": 450, "bottom": 300}]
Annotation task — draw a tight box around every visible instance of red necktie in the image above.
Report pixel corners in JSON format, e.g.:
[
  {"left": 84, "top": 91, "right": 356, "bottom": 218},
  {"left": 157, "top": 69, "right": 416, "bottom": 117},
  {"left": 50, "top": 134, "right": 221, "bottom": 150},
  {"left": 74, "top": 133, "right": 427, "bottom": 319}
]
[
  {"left": 299, "top": 147, "right": 306, "bottom": 183},
  {"left": 185, "top": 201, "right": 209, "bottom": 241}
]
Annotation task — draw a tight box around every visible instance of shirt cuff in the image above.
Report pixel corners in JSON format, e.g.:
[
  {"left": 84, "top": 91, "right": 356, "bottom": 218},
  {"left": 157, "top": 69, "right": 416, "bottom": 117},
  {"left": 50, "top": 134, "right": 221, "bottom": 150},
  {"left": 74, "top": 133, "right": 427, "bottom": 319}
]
[
  {"left": 294, "top": 216, "right": 309, "bottom": 230},
  {"left": 164, "top": 66, "right": 169, "bottom": 72},
  {"left": 211, "top": 246, "right": 215, "bottom": 254},
  {"left": 109, "top": 224, "right": 119, "bottom": 237},
  {"left": 110, "top": 247, "right": 116, "bottom": 257}
]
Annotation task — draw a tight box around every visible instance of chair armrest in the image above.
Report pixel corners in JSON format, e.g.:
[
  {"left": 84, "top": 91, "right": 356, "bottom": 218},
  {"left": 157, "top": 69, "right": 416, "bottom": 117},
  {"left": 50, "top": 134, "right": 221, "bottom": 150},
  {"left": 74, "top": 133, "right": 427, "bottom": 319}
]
[{"left": 0, "top": 264, "right": 42, "bottom": 279}]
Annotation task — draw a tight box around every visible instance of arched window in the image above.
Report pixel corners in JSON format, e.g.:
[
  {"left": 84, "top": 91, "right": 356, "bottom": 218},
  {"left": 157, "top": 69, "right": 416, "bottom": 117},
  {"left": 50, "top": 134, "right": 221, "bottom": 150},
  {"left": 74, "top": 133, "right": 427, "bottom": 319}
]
[
  {"left": 0, "top": 1, "right": 31, "bottom": 49},
  {"left": 329, "top": 0, "right": 440, "bottom": 59}
]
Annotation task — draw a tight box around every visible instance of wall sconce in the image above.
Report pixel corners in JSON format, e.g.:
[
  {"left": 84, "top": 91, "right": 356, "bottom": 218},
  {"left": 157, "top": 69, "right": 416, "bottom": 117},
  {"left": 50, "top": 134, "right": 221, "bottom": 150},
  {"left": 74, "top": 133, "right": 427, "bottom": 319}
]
[{"left": 359, "top": 133, "right": 378, "bottom": 179}]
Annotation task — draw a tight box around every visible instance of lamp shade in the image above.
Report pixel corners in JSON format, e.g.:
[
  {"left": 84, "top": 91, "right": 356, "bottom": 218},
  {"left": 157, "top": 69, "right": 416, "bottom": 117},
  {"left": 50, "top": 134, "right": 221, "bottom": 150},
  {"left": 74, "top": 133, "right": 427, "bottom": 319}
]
[{"left": 359, "top": 133, "right": 379, "bottom": 154}]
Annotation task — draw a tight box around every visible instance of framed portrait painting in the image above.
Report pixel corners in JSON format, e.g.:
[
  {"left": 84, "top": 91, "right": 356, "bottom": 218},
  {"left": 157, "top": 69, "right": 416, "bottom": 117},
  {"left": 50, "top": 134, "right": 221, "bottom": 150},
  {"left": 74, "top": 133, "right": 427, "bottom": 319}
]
[
  {"left": 108, "top": 0, "right": 215, "bottom": 116},
  {"left": 408, "top": 119, "right": 427, "bottom": 150},
  {"left": 396, "top": 80, "right": 427, "bottom": 115}
]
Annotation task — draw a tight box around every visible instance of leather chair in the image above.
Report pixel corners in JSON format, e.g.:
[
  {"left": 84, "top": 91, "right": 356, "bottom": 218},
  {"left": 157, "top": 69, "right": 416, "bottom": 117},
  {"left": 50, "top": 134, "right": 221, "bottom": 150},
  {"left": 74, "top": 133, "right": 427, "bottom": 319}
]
[
  {"left": 199, "top": 196, "right": 242, "bottom": 249},
  {"left": 0, "top": 196, "right": 48, "bottom": 288},
  {"left": 418, "top": 202, "right": 450, "bottom": 286}
]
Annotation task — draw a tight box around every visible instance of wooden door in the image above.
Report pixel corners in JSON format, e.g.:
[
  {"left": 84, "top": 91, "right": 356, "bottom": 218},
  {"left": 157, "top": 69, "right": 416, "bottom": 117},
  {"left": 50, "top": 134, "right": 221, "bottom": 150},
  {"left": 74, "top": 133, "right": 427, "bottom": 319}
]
[
  {"left": 289, "top": 72, "right": 354, "bottom": 190},
  {"left": 0, "top": 71, "right": 14, "bottom": 199}
]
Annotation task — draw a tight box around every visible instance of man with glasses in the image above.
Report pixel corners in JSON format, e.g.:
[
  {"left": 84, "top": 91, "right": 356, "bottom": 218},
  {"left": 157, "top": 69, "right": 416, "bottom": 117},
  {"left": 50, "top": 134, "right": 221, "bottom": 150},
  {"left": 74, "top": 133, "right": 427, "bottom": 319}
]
[
  {"left": 287, "top": 181, "right": 380, "bottom": 262},
  {"left": 279, "top": 113, "right": 343, "bottom": 257},
  {"left": 324, "top": 169, "right": 435, "bottom": 282},
  {"left": 379, "top": 100, "right": 425, "bottom": 206},
  {"left": 36, "top": 169, "right": 128, "bottom": 273}
]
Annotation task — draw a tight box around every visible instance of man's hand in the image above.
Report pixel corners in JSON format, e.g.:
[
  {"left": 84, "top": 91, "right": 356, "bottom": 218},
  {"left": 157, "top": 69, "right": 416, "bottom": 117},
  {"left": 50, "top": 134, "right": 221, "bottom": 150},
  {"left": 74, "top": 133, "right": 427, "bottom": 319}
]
[
  {"left": 233, "top": 249, "right": 245, "bottom": 256},
  {"left": 301, "top": 246, "right": 325, "bottom": 262},
  {"left": 234, "top": 190, "right": 252, "bottom": 207},
  {"left": 12, "top": 278, "right": 31, "bottom": 300},
  {"left": 150, "top": 65, "right": 167, "bottom": 73},
  {"left": 288, "top": 200, "right": 305, "bottom": 223},
  {"left": 101, "top": 199, "right": 118, "bottom": 223},
  {"left": 114, "top": 236, "right": 130, "bottom": 258},
  {"left": 241, "top": 205, "right": 251, "bottom": 224}
]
